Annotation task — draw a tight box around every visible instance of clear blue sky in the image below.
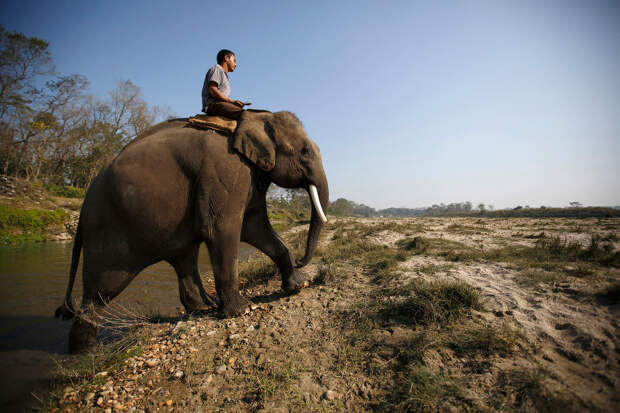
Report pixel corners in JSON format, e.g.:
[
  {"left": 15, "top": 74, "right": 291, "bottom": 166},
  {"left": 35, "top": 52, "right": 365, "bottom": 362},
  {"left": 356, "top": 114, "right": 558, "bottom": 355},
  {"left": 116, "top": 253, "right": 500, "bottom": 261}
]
[{"left": 2, "top": 0, "right": 619, "bottom": 209}]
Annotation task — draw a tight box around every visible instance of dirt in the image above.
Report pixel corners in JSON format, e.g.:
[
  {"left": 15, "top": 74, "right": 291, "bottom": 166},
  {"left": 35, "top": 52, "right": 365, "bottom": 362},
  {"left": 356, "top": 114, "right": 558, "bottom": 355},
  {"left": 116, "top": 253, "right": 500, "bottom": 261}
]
[{"left": 41, "top": 217, "right": 619, "bottom": 412}]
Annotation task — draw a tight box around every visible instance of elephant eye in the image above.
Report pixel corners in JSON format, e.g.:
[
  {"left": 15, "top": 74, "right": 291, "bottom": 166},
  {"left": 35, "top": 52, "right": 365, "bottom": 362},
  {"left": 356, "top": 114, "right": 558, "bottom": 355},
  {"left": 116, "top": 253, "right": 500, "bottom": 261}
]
[{"left": 301, "top": 146, "right": 310, "bottom": 156}]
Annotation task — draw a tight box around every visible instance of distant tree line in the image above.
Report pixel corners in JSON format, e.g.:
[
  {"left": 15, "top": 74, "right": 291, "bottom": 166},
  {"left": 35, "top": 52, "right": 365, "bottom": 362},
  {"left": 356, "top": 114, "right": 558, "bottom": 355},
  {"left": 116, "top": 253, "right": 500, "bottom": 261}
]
[
  {"left": 0, "top": 26, "right": 171, "bottom": 188},
  {"left": 324, "top": 197, "right": 620, "bottom": 219}
]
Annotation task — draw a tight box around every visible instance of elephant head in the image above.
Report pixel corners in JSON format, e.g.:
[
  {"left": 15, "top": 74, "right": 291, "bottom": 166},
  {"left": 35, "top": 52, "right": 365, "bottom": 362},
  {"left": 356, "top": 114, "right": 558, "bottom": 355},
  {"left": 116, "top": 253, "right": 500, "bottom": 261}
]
[{"left": 233, "top": 110, "right": 329, "bottom": 266}]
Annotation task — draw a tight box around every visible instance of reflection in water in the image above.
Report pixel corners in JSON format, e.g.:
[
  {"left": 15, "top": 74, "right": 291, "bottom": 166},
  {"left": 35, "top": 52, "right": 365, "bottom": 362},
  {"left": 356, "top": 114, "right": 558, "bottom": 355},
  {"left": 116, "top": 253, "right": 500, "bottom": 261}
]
[{"left": 0, "top": 241, "right": 256, "bottom": 354}]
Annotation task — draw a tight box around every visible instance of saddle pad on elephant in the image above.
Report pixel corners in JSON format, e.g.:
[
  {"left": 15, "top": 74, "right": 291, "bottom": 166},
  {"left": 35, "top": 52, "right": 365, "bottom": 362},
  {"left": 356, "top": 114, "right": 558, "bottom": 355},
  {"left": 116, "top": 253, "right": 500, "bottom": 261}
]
[{"left": 187, "top": 114, "right": 237, "bottom": 134}]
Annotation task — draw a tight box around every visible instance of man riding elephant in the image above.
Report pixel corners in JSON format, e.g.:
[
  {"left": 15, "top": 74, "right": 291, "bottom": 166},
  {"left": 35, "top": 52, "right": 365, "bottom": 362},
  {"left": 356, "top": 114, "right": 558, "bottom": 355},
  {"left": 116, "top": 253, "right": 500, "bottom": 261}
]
[{"left": 201, "top": 49, "right": 250, "bottom": 120}]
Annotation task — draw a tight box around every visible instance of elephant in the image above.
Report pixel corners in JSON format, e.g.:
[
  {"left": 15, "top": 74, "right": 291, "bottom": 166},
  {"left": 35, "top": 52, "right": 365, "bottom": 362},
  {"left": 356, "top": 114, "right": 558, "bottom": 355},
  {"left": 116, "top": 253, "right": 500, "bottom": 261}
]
[{"left": 54, "top": 109, "right": 329, "bottom": 353}]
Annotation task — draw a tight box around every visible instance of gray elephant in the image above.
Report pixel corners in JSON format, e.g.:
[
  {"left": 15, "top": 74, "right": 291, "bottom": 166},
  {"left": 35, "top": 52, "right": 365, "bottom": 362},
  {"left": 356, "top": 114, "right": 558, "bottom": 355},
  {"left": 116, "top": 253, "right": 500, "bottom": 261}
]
[{"left": 55, "top": 110, "right": 329, "bottom": 353}]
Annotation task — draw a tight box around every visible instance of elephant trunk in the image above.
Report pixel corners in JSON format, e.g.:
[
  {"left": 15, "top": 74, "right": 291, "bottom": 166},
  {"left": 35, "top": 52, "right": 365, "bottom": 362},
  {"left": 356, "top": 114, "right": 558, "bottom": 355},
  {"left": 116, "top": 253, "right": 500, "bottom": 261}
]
[{"left": 296, "top": 175, "right": 329, "bottom": 267}]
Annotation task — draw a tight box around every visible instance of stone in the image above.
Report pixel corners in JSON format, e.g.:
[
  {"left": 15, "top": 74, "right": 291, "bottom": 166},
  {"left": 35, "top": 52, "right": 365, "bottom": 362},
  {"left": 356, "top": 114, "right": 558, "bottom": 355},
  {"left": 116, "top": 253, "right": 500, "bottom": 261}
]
[
  {"left": 324, "top": 390, "right": 339, "bottom": 401},
  {"left": 203, "top": 374, "right": 214, "bottom": 385},
  {"left": 256, "top": 354, "right": 267, "bottom": 365},
  {"left": 145, "top": 358, "right": 160, "bottom": 367},
  {"left": 216, "top": 364, "right": 227, "bottom": 374},
  {"left": 173, "top": 370, "right": 184, "bottom": 379}
]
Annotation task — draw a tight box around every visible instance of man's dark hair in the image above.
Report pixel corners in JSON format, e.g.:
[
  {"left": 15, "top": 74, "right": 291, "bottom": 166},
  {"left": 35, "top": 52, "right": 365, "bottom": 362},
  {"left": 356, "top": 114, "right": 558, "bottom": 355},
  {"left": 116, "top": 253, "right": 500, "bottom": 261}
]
[{"left": 217, "top": 49, "right": 235, "bottom": 64}]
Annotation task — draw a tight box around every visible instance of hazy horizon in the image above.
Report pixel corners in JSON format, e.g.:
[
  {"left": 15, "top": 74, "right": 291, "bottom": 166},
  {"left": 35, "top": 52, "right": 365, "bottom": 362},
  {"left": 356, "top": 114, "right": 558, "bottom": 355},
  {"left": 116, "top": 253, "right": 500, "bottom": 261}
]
[{"left": 2, "top": 0, "right": 619, "bottom": 210}]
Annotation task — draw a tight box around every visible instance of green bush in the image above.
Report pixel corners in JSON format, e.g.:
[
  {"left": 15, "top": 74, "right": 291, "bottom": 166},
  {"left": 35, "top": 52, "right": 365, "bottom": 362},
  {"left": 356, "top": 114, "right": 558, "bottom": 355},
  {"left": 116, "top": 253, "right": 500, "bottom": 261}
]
[
  {"left": 0, "top": 204, "right": 69, "bottom": 244},
  {"left": 44, "top": 183, "right": 85, "bottom": 198}
]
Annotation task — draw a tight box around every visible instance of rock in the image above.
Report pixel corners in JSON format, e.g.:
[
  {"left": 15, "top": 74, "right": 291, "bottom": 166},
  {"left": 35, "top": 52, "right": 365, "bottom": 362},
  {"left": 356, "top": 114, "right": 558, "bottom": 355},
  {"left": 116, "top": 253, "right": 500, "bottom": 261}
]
[
  {"left": 95, "top": 371, "right": 109, "bottom": 378},
  {"left": 166, "top": 399, "right": 173, "bottom": 406},
  {"left": 173, "top": 370, "right": 184, "bottom": 379},
  {"left": 104, "top": 408, "right": 112, "bottom": 413},
  {"left": 96, "top": 397, "right": 104, "bottom": 407},
  {"left": 85, "top": 392, "right": 95, "bottom": 403},
  {"left": 324, "top": 390, "right": 339, "bottom": 401},
  {"left": 206, "top": 330, "right": 216, "bottom": 336},
  {"left": 145, "top": 358, "right": 160, "bottom": 367},
  {"left": 246, "top": 325, "right": 255, "bottom": 332},
  {"left": 202, "top": 374, "right": 214, "bottom": 386},
  {"left": 216, "top": 364, "right": 227, "bottom": 374},
  {"left": 173, "top": 321, "right": 186, "bottom": 332},
  {"left": 256, "top": 354, "right": 267, "bottom": 365}
]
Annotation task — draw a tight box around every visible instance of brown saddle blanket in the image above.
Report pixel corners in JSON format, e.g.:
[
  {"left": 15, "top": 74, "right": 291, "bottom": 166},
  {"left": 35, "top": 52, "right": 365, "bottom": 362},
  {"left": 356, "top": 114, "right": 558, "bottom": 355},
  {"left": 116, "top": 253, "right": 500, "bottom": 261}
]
[{"left": 187, "top": 114, "right": 237, "bottom": 134}]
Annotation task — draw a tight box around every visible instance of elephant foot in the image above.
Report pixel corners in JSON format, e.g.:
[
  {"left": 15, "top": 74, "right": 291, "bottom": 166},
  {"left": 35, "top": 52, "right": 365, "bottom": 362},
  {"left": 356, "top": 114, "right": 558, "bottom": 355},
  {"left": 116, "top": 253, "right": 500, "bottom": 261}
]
[
  {"left": 68, "top": 318, "right": 98, "bottom": 354},
  {"left": 282, "top": 269, "right": 311, "bottom": 293},
  {"left": 218, "top": 293, "right": 254, "bottom": 318}
]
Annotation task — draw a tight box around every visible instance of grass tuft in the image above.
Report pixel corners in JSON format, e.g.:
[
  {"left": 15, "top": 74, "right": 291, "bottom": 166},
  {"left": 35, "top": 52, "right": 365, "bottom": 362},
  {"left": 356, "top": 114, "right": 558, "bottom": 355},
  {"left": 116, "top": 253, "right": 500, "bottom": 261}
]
[
  {"left": 448, "top": 323, "right": 521, "bottom": 357},
  {"left": 494, "top": 368, "right": 578, "bottom": 412},
  {"left": 377, "top": 279, "right": 484, "bottom": 327},
  {"left": 391, "top": 366, "right": 455, "bottom": 412},
  {"left": 239, "top": 256, "right": 277, "bottom": 287}
]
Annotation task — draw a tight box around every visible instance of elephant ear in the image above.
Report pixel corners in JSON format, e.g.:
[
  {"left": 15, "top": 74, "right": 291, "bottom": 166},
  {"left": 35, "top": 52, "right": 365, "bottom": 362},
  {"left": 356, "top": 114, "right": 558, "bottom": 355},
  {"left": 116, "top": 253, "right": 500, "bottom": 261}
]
[{"left": 233, "top": 111, "right": 276, "bottom": 171}]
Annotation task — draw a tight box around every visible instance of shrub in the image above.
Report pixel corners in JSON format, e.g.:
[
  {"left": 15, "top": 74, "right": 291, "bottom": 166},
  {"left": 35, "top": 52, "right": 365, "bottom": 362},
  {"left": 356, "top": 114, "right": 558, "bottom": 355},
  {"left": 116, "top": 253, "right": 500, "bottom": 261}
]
[{"left": 44, "top": 183, "right": 85, "bottom": 198}]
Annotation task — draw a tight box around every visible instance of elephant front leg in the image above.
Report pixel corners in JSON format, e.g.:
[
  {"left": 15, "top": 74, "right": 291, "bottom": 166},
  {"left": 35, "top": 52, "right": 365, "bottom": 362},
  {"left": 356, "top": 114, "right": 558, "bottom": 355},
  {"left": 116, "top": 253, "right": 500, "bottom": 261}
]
[
  {"left": 205, "top": 229, "right": 253, "bottom": 318},
  {"left": 241, "top": 208, "right": 310, "bottom": 293}
]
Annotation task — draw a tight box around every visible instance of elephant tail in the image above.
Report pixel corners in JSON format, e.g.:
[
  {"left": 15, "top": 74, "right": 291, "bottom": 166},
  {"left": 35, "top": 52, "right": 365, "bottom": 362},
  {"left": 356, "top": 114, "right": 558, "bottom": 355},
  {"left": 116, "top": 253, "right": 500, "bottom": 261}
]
[{"left": 55, "top": 219, "right": 82, "bottom": 320}]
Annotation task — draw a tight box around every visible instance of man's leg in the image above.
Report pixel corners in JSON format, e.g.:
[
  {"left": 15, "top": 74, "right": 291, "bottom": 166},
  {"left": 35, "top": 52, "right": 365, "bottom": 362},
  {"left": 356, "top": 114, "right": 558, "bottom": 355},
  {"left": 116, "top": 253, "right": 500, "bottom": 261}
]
[{"left": 206, "top": 102, "right": 244, "bottom": 120}]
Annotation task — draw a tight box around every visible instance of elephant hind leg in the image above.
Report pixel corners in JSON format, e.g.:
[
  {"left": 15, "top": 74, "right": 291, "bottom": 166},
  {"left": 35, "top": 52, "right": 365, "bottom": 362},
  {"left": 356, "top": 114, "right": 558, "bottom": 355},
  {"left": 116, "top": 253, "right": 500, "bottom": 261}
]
[
  {"left": 168, "top": 245, "right": 218, "bottom": 313},
  {"left": 69, "top": 267, "right": 142, "bottom": 354},
  {"left": 68, "top": 316, "right": 98, "bottom": 354}
]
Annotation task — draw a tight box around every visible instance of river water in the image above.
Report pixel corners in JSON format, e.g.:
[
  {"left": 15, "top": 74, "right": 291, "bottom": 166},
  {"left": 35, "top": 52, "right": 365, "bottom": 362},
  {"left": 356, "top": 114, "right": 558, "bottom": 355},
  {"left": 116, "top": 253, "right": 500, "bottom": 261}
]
[
  {"left": 0, "top": 241, "right": 258, "bottom": 411},
  {"left": 0, "top": 241, "right": 257, "bottom": 354}
]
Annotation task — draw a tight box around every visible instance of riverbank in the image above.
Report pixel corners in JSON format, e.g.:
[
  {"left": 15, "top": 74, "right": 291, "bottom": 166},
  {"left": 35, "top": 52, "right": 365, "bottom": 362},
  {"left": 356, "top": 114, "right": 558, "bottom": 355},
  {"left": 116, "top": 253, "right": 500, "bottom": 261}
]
[
  {"left": 0, "top": 175, "right": 80, "bottom": 245},
  {"left": 39, "top": 217, "right": 619, "bottom": 412}
]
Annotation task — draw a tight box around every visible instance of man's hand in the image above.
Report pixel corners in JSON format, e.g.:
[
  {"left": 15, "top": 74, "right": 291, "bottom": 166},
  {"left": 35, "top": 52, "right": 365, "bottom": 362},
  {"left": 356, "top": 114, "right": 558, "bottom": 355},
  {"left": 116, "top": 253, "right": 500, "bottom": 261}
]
[{"left": 232, "top": 100, "right": 245, "bottom": 107}]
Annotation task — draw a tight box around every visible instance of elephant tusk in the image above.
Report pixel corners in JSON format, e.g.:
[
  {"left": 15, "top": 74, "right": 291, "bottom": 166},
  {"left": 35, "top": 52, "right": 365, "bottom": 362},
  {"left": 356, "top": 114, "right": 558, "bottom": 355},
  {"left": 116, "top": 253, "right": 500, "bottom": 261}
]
[{"left": 309, "top": 185, "right": 327, "bottom": 223}]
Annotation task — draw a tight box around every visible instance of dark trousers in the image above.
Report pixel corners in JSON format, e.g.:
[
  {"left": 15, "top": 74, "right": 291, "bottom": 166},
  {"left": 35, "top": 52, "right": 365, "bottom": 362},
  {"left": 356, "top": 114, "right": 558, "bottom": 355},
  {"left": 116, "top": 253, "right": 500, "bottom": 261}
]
[{"left": 205, "top": 101, "right": 244, "bottom": 120}]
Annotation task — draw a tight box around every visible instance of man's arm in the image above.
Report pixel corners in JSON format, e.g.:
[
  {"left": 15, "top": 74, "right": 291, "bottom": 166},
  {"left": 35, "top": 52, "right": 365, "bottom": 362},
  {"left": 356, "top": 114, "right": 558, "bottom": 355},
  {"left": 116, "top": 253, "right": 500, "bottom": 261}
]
[{"left": 208, "top": 82, "right": 244, "bottom": 107}]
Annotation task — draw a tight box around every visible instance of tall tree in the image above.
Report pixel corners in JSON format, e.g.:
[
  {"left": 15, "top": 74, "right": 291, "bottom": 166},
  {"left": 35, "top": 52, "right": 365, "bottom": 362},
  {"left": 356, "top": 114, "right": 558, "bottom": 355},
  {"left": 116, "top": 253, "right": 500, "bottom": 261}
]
[{"left": 0, "top": 25, "right": 54, "bottom": 119}]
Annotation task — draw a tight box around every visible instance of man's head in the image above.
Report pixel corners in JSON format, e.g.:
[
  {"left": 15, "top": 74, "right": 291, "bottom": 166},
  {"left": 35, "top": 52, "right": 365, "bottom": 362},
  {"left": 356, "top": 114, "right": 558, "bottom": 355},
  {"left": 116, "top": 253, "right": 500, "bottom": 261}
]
[{"left": 217, "top": 49, "right": 236, "bottom": 72}]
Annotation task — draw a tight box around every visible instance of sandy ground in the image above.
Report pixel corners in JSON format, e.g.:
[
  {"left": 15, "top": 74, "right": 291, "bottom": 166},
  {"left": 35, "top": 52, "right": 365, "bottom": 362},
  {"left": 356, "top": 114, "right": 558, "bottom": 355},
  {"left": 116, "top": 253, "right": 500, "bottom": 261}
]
[{"left": 38, "top": 217, "right": 619, "bottom": 412}]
